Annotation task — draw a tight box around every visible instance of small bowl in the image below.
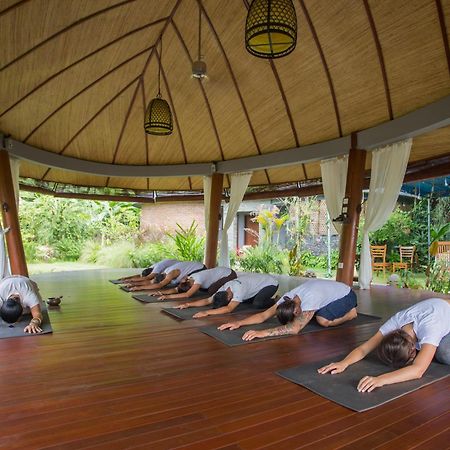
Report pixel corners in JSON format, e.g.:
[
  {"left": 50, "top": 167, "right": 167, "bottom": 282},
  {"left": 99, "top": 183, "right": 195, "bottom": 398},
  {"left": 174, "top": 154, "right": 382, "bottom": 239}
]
[{"left": 47, "top": 297, "right": 62, "bottom": 306}]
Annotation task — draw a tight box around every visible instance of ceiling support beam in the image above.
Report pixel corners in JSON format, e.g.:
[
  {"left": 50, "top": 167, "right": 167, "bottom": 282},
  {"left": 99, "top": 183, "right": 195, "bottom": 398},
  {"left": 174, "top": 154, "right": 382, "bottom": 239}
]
[{"left": 2, "top": 95, "right": 450, "bottom": 177}]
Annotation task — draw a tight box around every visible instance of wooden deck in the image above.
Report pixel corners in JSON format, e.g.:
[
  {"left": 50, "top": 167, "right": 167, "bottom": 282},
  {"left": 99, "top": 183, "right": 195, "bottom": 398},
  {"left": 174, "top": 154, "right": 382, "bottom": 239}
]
[{"left": 0, "top": 269, "right": 448, "bottom": 449}]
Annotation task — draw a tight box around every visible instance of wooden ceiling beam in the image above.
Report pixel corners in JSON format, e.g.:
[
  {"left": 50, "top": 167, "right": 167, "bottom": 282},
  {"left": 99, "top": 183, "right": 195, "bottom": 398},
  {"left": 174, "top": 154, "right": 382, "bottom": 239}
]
[{"left": 3, "top": 95, "right": 450, "bottom": 177}]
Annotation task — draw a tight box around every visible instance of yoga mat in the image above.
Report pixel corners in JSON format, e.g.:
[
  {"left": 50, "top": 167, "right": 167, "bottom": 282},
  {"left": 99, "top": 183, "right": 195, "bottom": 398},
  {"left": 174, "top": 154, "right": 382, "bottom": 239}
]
[
  {"left": 277, "top": 354, "right": 450, "bottom": 412},
  {"left": 109, "top": 279, "right": 126, "bottom": 284},
  {"left": 121, "top": 283, "right": 178, "bottom": 293},
  {"left": 200, "top": 313, "right": 381, "bottom": 346},
  {"left": 162, "top": 302, "right": 267, "bottom": 320},
  {"left": 132, "top": 291, "right": 210, "bottom": 304},
  {"left": 0, "top": 309, "right": 53, "bottom": 338}
]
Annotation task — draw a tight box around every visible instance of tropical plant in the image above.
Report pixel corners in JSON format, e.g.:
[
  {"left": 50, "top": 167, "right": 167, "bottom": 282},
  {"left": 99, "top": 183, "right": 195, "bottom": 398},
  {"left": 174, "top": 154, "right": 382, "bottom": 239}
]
[
  {"left": 166, "top": 221, "right": 205, "bottom": 262},
  {"left": 237, "top": 244, "right": 286, "bottom": 274},
  {"left": 287, "top": 244, "right": 304, "bottom": 276},
  {"left": 426, "top": 261, "right": 450, "bottom": 294}
]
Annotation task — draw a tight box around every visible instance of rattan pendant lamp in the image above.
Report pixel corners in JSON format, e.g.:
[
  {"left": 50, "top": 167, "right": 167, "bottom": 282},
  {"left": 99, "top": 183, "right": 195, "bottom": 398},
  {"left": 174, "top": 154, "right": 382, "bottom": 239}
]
[
  {"left": 245, "top": 0, "right": 297, "bottom": 58},
  {"left": 144, "top": 39, "right": 173, "bottom": 135}
]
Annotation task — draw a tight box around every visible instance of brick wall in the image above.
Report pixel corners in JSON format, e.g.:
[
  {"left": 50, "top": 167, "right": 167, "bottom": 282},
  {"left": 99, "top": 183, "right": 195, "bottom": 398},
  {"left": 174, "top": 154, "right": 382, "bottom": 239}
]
[{"left": 140, "top": 201, "right": 206, "bottom": 237}]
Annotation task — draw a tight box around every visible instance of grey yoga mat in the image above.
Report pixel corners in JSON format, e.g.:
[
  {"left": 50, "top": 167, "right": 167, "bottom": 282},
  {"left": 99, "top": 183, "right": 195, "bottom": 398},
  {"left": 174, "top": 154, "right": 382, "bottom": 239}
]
[
  {"left": 277, "top": 354, "right": 450, "bottom": 412},
  {"left": 109, "top": 279, "right": 125, "bottom": 284},
  {"left": 162, "top": 302, "right": 267, "bottom": 320},
  {"left": 120, "top": 282, "right": 178, "bottom": 293},
  {"left": 132, "top": 291, "right": 210, "bottom": 303},
  {"left": 0, "top": 309, "right": 53, "bottom": 338},
  {"left": 200, "top": 313, "right": 381, "bottom": 346}
]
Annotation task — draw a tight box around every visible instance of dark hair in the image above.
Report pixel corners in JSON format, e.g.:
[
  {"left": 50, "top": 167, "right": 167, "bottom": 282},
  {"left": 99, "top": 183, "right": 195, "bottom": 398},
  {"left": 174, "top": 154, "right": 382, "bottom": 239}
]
[
  {"left": 177, "top": 280, "right": 192, "bottom": 293},
  {"left": 276, "top": 298, "right": 298, "bottom": 325},
  {"left": 377, "top": 330, "right": 417, "bottom": 368},
  {"left": 154, "top": 273, "right": 166, "bottom": 283},
  {"left": 141, "top": 268, "right": 153, "bottom": 277},
  {"left": 1, "top": 297, "right": 23, "bottom": 324},
  {"left": 212, "top": 291, "right": 229, "bottom": 309}
]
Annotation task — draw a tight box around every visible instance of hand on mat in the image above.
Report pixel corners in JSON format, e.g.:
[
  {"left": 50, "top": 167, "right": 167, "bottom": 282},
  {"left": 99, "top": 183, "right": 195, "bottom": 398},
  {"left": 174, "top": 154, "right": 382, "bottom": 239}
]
[
  {"left": 157, "top": 295, "right": 167, "bottom": 301},
  {"left": 317, "top": 361, "right": 348, "bottom": 375},
  {"left": 357, "top": 375, "right": 384, "bottom": 393},
  {"left": 242, "top": 329, "right": 267, "bottom": 341},
  {"left": 193, "top": 311, "right": 209, "bottom": 318},
  {"left": 174, "top": 303, "right": 190, "bottom": 309},
  {"left": 24, "top": 323, "right": 43, "bottom": 334},
  {"left": 218, "top": 321, "right": 241, "bottom": 331}
]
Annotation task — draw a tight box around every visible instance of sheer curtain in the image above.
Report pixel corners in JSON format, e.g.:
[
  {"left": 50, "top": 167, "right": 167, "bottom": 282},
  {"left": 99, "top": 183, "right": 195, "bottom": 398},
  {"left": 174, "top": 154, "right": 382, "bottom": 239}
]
[
  {"left": 202, "top": 176, "right": 212, "bottom": 263},
  {"left": 219, "top": 172, "right": 252, "bottom": 267},
  {"left": 359, "top": 139, "right": 412, "bottom": 289},
  {"left": 320, "top": 155, "right": 348, "bottom": 234},
  {"left": 0, "top": 156, "right": 19, "bottom": 278}
]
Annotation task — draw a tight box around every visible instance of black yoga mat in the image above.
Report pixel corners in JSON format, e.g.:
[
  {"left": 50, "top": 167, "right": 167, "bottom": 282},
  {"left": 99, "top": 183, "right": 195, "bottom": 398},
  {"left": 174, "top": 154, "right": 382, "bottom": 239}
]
[
  {"left": 121, "top": 282, "right": 178, "bottom": 293},
  {"left": 162, "top": 302, "right": 267, "bottom": 320},
  {"left": 109, "top": 279, "right": 126, "bottom": 284},
  {"left": 0, "top": 309, "right": 53, "bottom": 338},
  {"left": 277, "top": 354, "right": 450, "bottom": 412},
  {"left": 132, "top": 291, "right": 210, "bottom": 304},
  {"left": 200, "top": 313, "right": 381, "bottom": 346}
]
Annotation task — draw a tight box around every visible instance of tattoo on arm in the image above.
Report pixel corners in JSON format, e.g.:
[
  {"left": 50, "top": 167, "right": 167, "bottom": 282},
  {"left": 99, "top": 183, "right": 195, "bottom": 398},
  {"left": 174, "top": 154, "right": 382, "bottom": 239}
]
[
  {"left": 267, "top": 311, "right": 314, "bottom": 336},
  {"left": 267, "top": 322, "right": 296, "bottom": 336}
]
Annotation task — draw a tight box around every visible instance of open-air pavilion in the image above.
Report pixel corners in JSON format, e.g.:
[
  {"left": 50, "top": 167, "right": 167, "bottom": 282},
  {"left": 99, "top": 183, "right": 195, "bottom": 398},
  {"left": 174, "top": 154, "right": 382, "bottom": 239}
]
[{"left": 0, "top": 0, "right": 449, "bottom": 447}]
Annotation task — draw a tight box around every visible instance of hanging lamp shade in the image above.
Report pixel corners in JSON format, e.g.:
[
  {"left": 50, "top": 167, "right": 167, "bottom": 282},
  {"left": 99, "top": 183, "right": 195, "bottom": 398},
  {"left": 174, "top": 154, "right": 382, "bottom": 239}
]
[
  {"left": 245, "top": 0, "right": 297, "bottom": 59},
  {"left": 144, "top": 94, "right": 173, "bottom": 136}
]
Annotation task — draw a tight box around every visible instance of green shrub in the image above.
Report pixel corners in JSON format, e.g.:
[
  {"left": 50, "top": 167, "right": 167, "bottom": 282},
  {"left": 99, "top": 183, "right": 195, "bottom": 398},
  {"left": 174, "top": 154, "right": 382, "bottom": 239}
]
[
  {"left": 79, "top": 240, "right": 102, "bottom": 264},
  {"left": 426, "top": 262, "right": 450, "bottom": 294},
  {"left": 237, "top": 245, "right": 286, "bottom": 274},
  {"left": 130, "top": 241, "right": 177, "bottom": 268},
  {"left": 299, "top": 250, "right": 339, "bottom": 270},
  {"left": 167, "top": 221, "right": 205, "bottom": 262},
  {"left": 96, "top": 241, "right": 136, "bottom": 268}
]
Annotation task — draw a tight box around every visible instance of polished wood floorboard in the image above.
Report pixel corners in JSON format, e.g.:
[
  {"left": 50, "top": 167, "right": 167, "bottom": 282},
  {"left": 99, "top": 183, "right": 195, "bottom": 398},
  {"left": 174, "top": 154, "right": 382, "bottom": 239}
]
[{"left": 0, "top": 269, "right": 448, "bottom": 450}]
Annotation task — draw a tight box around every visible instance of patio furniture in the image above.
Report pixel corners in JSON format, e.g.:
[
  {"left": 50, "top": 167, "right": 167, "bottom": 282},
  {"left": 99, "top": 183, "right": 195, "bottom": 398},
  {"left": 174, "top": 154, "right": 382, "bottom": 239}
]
[
  {"left": 435, "top": 241, "right": 450, "bottom": 266},
  {"left": 370, "top": 245, "right": 390, "bottom": 276},
  {"left": 392, "top": 246, "right": 416, "bottom": 272}
]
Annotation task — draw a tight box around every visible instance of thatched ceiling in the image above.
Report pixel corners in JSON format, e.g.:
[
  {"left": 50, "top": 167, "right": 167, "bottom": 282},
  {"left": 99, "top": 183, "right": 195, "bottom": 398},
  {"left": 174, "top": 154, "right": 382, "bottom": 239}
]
[{"left": 1, "top": 0, "right": 449, "bottom": 191}]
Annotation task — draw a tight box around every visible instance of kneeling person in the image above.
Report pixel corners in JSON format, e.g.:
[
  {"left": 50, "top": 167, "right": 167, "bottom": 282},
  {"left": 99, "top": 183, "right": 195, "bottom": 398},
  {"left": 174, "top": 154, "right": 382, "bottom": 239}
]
[
  {"left": 0, "top": 275, "right": 44, "bottom": 333},
  {"left": 122, "top": 258, "right": 179, "bottom": 285},
  {"left": 219, "top": 279, "right": 357, "bottom": 340},
  {"left": 175, "top": 273, "right": 279, "bottom": 318},
  {"left": 157, "top": 267, "right": 237, "bottom": 300}
]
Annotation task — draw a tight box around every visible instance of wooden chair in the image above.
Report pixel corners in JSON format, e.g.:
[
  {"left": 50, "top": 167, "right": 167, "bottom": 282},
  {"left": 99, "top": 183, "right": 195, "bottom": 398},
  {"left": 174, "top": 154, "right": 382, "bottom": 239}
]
[
  {"left": 392, "top": 245, "right": 415, "bottom": 272},
  {"left": 370, "top": 244, "right": 390, "bottom": 276},
  {"left": 435, "top": 241, "right": 450, "bottom": 267}
]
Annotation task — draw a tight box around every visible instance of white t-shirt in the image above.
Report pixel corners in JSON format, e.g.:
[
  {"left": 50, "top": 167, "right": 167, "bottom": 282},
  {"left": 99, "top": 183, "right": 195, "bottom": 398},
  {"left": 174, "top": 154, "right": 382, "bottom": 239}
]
[
  {"left": 0, "top": 275, "right": 42, "bottom": 313},
  {"left": 379, "top": 298, "right": 450, "bottom": 350},
  {"left": 218, "top": 274, "right": 278, "bottom": 303},
  {"left": 151, "top": 259, "right": 179, "bottom": 274},
  {"left": 276, "top": 279, "right": 351, "bottom": 311},
  {"left": 164, "top": 261, "right": 205, "bottom": 283},
  {"left": 190, "top": 267, "right": 232, "bottom": 289}
]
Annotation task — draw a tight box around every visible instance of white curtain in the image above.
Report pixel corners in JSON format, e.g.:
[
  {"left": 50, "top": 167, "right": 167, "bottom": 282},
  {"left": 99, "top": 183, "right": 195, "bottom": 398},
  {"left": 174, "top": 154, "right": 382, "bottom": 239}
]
[
  {"left": 219, "top": 172, "right": 252, "bottom": 267},
  {"left": 202, "top": 176, "right": 212, "bottom": 263},
  {"left": 320, "top": 155, "right": 348, "bottom": 234},
  {"left": 359, "top": 139, "right": 412, "bottom": 289},
  {"left": 10, "top": 156, "right": 20, "bottom": 207},
  {"left": 0, "top": 156, "right": 18, "bottom": 278}
]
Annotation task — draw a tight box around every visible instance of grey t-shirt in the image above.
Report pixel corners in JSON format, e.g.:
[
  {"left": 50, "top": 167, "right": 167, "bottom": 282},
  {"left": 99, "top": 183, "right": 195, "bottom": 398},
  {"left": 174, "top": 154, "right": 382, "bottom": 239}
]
[
  {"left": 379, "top": 298, "right": 450, "bottom": 349},
  {"left": 190, "top": 267, "right": 232, "bottom": 289},
  {"left": 218, "top": 274, "right": 278, "bottom": 302},
  {"left": 0, "top": 275, "right": 42, "bottom": 313},
  {"left": 276, "top": 279, "right": 351, "bottom": 311},
  {"left": 164, "top": 261, "right": 205, "bottom": 283},
  {"left": 151, "top": 259, "right": 179, "bottom": 274}
]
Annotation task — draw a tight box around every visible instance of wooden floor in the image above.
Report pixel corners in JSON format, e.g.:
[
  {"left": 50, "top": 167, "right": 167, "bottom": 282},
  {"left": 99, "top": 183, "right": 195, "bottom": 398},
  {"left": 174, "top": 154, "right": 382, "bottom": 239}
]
[{"left": 0, "top": 269, "right": 448, "bottom": 450}]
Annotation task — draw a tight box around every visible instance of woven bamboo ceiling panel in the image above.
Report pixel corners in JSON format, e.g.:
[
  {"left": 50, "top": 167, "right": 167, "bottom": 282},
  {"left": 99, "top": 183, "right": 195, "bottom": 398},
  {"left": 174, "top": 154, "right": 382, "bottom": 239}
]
[{"left": 1, "top": 0, "right": 449, "bottom": 190}]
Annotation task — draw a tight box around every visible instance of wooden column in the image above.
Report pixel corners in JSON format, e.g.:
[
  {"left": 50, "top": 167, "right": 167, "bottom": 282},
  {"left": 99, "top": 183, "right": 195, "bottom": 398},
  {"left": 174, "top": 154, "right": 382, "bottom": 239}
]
[
  {"left": 0, "top": 150, "right": 28, "bottom": 276},
  {"left": 336, "top": 135, "right": 366, "bottom": 286},
  {"left": 204, "top": 173, "right": 223, "bottom": 269}
]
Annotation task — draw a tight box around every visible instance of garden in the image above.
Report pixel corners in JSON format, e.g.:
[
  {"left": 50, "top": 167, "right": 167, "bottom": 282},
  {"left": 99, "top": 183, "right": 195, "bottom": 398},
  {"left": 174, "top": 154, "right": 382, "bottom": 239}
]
[{"left": 19, "top": 191, "right": 449, "bottom": 293}]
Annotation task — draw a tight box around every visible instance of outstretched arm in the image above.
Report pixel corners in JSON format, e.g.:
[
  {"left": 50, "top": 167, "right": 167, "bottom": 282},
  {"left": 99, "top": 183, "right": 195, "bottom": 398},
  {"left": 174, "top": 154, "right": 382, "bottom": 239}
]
[
  {"left": 160, "top": 284, "right": 201, "bottom": 300},
  {"left": 357, "top": 343, "right": 436, "bottom": 392},
  {"left": 218, "top": 303, "right": 278, "bottom": 330},
  {"left": 193, "top": 300, "right": 240, "bottom": 318},
  {"left": 24, "top": 304, "right": 43, "bottom": 334},
  {"left": 242, "top": 310, "right": 315, "bottom": 341},
  {"left": 318, "top": 331, "right": 384, "bottom": 375},
  {"left": 174, "top": 297, "right": 213, "bottom": 309}
]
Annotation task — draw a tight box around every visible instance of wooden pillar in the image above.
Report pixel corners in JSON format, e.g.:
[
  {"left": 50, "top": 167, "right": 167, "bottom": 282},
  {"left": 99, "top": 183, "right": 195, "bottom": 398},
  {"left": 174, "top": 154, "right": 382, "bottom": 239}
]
[
  {"left": 204, "top": 173, "right": 224, "bottom": 269},
  {"left": 336, "top": 134, "right": 366, "bottom": 286},
  {"left": 0, "top": 150, "right": 28, "bottom": 276}
]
